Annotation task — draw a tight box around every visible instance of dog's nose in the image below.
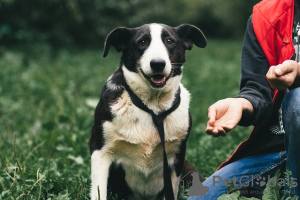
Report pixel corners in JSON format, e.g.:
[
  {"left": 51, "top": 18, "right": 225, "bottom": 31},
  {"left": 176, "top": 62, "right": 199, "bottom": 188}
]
[{"left": 150, "top": 59, "right": 166, "bottom": 72}]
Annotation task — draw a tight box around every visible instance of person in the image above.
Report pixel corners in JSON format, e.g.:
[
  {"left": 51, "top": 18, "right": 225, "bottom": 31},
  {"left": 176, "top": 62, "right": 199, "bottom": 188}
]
[{"left": 189, "top": 0, "right": 300, "bottom": 199}]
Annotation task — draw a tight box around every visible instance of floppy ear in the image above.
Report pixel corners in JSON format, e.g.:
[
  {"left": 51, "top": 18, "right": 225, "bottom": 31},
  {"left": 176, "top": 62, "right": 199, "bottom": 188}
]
[
  {"left": 175, "top": 24, "right": 207, "bottom": 50},
  {"left": 103, "top": 27, "right": 134, "bottom": 57}
]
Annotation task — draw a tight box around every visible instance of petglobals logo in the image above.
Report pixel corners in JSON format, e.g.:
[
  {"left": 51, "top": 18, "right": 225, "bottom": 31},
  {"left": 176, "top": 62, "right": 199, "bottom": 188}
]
[
  {"left": 212, "top": 174, "right": 298, "bottom": 189},
  {"left": 187, "top": 172, "right": 209, "bottom": 196},
  {"left": 180, "top": 171, "right": 298, "bottom": 198},
  {"left": 180, "top": 172, "right": 210, "bottom": 197}
]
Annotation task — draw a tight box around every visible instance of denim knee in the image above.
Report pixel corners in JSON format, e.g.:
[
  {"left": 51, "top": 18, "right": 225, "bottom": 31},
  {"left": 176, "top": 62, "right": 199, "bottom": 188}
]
[{"left": 282, "top": 88, "right": 300, "bottom": 133}]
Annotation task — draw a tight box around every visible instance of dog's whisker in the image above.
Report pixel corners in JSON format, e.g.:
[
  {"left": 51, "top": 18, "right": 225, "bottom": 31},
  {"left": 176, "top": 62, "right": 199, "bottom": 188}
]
[{"left": 171, "top": 65, "right": 184, "bottom": 69}]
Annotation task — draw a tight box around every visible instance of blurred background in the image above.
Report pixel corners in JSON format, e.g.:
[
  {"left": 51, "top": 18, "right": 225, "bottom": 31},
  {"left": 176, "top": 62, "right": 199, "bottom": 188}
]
[
  {"left": 0, "top": 0, "right": 260, "bottom": 48},
  {"left": 0, "top": 1, "right": 261, "bottom": 199}
]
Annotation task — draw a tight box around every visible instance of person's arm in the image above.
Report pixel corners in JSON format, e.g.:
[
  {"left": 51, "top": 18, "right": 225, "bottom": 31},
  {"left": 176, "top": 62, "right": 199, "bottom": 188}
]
[
  {"left": 206, "top": 16, "right": 273, "bottom": 137},
  {"left": 235, "top": 15, "right": 274, "bottom": 127}
]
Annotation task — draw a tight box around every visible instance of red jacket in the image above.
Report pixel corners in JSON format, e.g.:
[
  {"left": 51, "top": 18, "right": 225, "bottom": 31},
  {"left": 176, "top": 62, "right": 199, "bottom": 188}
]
[{"left": 218, "top": 0, "right": 295, "bottom": 170}]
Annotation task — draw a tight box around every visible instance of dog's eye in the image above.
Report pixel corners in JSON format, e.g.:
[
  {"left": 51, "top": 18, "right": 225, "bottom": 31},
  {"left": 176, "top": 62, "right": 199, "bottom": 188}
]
[
  {"left": 139, "top": 40, "right": 148, "bottom": 46},
  {"left": 166, "top": 38, "right": 173, "bottom": 44}
]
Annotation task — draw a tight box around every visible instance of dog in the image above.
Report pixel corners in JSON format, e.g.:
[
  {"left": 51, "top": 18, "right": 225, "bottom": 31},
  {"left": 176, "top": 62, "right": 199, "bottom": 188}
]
[{"left": 89, "top": 23, "right": 206, "bottom": 200}]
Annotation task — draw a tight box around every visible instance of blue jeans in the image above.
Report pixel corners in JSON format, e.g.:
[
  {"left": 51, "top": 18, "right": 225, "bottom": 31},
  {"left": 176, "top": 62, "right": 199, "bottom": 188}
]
[
  {"left": 189, "top": 88, "right": 300, "bottom": 200},
  {"left": 282, "top": 87, "right": 300, "bottom": 198},
  {"left": 188, "top": 152, "right": 287, "bottom": 200}
]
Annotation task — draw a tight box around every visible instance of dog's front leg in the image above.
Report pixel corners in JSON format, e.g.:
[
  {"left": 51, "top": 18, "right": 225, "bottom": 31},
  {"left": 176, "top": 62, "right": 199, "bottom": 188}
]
[{"left": 91, "top": 150, "right": 111, "bottom": 200}]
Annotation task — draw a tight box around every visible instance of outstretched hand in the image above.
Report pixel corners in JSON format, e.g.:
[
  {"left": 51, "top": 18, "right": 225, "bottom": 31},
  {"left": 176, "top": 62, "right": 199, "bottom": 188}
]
[{"left": 206, "top": 98, "right": 254, "bottom": 137}]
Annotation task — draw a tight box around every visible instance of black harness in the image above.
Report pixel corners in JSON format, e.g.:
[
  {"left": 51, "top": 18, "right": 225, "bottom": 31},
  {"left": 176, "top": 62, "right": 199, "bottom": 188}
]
[{"left": 124, "top": 83, "right": 181, "bottom": 200}]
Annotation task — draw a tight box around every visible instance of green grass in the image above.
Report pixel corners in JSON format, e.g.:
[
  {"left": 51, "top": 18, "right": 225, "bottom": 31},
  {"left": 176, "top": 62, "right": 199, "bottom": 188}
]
[{"left": 0, "top": 39, "right": 252, "bottom": 199}]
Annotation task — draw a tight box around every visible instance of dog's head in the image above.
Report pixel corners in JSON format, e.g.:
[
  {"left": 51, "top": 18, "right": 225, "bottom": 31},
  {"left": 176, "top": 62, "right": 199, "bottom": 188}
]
[{"left": 103, "top": 23, "right": 206, "bottom": 90}]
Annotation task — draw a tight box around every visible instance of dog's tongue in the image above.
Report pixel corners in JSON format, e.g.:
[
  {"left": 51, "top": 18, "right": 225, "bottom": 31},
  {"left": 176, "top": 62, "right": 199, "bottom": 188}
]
[{"left": 151, "top": 76, "right": 165, "bottom": 84}]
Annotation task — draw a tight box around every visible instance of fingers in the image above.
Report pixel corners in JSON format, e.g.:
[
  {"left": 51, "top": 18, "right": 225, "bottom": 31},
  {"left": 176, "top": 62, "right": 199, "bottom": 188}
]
[
  {"left": 207, "top": 105, "right": 216, "bottom": 126},
  {"left": 266, "top": 61, "right": 299, "bottom": 90},
  {"left": 280, "top": 60, "right": 298, "bottom": 74},
  {"left": 206, "top": 121, "right": 233, "bottom": 137},
  {"left": 267, "top": 60, "right": 296, "bottom": 77},
  {"left": 206, "top": 101, "right": 229, "bottom": 137},
  {"left": 274, "top": 67, "right": 282, "bottom": 76},
  {"left": 274, "top": 63, "right": 292, "bottom": 76},
  {"left": 206, "top": 126, "right": 227, "bottom": 137}
]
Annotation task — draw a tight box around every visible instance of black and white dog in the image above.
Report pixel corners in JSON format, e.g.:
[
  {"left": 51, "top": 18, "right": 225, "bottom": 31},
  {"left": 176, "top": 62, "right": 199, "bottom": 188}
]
[{"left": 89, "top": 23, "right": 206, "bottom": 200}]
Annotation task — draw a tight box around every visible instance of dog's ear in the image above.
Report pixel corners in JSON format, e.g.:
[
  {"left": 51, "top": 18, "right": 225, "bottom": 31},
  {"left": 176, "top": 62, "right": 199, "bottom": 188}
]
[
  {"left": 175, "top": 24, "right": 207, "bottom": 50},
  {"left": 103, "top": 27, "right": 134, "bottom": 57}
]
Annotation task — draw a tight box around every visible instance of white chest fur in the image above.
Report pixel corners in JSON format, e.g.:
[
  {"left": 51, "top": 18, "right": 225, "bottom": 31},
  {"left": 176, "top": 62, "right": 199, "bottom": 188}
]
[{"left": 101, "top": 85, "right": 190, "bottom": 189}]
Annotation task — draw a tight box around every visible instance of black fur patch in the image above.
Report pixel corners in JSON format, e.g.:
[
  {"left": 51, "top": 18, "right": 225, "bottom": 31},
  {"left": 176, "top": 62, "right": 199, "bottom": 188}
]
[
  {"left": 121, "top": 25, "right": 151, "bottom": 72},
  {"left": 107, "top": 163, "right": 133, "bottom": 200},
  {"left": 89, "top": 68, "right": 125, "bottom": 154}
]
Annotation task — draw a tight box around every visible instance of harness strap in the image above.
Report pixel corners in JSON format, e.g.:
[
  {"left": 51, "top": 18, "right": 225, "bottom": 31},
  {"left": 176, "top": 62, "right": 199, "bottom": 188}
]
[{"left": 124, "top": 83, "right": 181, "bottom": 200}]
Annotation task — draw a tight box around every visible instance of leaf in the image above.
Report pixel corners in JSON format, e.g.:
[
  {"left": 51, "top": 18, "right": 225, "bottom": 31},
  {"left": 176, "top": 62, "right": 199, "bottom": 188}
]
[
  {"left": 0, "top": 190, "right": 11, "bottom": 199},
  {"left": 239, "top": 196, "right": 260, "bottom": 200},
  {"left": 218, "top": 190, "right": 240, "bottom": 200},
  {"left": 227, "top": 182, "right": 237, "bottom": 193},
  {"left": 55, "top": 193, "right": 70, "bottom": 200},
  {"left": 262, "top": 170, "right": 281, "bottom": 200}
]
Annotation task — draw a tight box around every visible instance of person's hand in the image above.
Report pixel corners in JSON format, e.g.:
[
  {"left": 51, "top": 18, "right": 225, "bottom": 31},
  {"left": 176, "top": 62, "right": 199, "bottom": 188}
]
[
  {"left": 266, "top": 60, "right": 300, "bottom": 90},
  {"left": 206, "top": 98, "right": 253, "bottom": 137}
]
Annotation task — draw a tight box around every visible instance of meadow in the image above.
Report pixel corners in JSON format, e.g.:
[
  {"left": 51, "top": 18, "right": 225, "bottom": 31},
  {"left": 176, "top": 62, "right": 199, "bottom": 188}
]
[{"left": 0, "top": 39, "right": 253, "bottom": 199}]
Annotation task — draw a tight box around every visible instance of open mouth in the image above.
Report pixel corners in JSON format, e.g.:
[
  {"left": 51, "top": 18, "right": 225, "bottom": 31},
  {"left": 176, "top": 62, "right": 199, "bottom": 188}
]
[{"left": 141, "top": 70, "right": 171, "bottom": 88}]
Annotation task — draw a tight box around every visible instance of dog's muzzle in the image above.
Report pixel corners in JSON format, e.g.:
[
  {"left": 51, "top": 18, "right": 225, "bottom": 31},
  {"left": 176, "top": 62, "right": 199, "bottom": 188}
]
[{"left": 141, "top": 59, "right": 171, "bottom": 88}]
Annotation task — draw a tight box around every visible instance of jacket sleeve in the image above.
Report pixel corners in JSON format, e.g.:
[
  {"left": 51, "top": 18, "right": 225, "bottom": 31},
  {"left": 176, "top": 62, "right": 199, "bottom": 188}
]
[{"left": 235, "top": 16, "right": 274, "bottom": 127}]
